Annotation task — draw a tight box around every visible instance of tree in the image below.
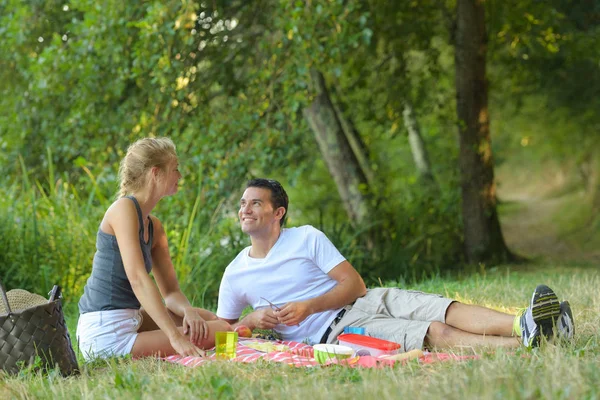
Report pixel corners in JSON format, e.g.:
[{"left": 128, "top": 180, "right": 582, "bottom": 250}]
[
  {"left": 304, "top": 69, "right": 372, "bottom": 226},
  {"left": 455, "top": 0, "right": 512, "bottom": 263}
]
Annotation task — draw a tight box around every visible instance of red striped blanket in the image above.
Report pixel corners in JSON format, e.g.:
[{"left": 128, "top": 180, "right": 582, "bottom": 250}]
[{"left": 164, "top": 338, "right": 478, "bottom": 368}]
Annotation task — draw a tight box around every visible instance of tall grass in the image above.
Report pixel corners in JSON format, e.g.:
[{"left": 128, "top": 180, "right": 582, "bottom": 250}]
[
  {"left": 0, "top": 153, "right": 102, "bottom": 297},
  {"left": 0, "top": 150, "right": 244, "bottom": 310}
]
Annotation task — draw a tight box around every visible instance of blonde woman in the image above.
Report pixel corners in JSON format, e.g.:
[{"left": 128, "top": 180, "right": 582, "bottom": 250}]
[{"left": 77, "top": 137, "right": 230, "bottom": 360}]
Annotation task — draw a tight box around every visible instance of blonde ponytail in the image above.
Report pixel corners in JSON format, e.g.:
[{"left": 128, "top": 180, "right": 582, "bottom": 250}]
[{"left": 118, "top": 137, "right": 177, "bottom": 197}]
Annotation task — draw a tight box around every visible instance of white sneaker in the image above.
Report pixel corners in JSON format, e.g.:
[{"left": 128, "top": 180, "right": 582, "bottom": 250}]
[
  {"left": 556, "top": 301, "right": 575, "bottom": 341},
  {"left": 519, "top": 285, "right": 561, "bottom": 347}
]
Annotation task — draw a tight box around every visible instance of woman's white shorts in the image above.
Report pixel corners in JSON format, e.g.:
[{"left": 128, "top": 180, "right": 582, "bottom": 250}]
[{"left": 76, "top": 309, "right": 143, "bottom": 361}]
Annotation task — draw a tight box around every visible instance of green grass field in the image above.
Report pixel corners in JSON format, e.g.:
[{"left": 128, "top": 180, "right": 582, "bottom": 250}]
[
  {"left": 2, "top": 160, "right": 598, "bottom": 399},
  {"left": 1, "top": 263, "right": 598, "bottom": 400}
]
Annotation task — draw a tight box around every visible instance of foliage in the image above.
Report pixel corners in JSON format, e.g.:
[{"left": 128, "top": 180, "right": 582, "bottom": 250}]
[
  {"left": 0, "top": 0, "right": 599, "bottom": 294},
  {"left": 0, "top": 151, "right": 245, "bottom": 305},
  {"left": 488, "top": 0, "right": 600, "bottom": 162},
  {"left": 0, "top": 153, "right": 101, "bottom": 295},
  {"left": 0, "top": 0, "right": 467, "bottom": 292}
]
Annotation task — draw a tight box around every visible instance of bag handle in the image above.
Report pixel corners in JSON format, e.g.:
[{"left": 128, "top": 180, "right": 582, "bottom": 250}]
[
  {"left": 48, "top": 285, "right": 62, "bottom": 302},
  {"left": 0, "top": 279, "right": 13, "bottom": 314}
]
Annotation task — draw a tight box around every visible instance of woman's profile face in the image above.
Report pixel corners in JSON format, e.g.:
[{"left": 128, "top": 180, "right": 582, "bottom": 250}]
[{"left": 161, "top": 159, "right": 182, "bottom": 196}]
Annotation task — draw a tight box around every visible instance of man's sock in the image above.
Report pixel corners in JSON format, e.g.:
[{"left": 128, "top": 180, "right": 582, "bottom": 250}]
[{"left": 513, "top": 308, "right": 525, "bottom": 337}]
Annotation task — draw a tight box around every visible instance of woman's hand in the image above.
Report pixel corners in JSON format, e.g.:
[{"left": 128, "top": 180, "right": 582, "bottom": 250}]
[
  {"left": 183, "top": 307, "right": 209, "bottom": 345},
  {"left": 170, "top": 334, "right": 205, "bottom": 357}
]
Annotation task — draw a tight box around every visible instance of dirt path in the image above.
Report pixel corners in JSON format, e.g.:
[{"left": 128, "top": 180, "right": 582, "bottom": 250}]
[
  {"left": 497, "top": 167, "right": 599, "bottom": 264},
  {"left": 499, "top": 194, "right": 577, "bottom": 261}
]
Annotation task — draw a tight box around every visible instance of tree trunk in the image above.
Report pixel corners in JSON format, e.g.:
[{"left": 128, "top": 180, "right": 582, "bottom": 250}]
[
  {"left": 330, "top": 85, "right": 376, "bottom": 187},
  {"left": 402, "top": 100, "right": 436, "bottom": 186},
  {"left": 303, "top": 69, "right": 371, "bottom": 226},
  {"left": 455, "top": 0, "right": 512, "bottom": 263}
]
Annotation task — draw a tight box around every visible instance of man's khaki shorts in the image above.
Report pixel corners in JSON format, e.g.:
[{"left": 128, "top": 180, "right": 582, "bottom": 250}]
[{"left": 326, "top": 288, "right": 454, "bottom": 352}]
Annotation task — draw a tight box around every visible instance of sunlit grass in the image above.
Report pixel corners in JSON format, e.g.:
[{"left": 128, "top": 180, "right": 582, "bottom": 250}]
[
  {"left": 2, "top": 152, "right": 599, "bottom": 399},
  {"left": 1, "top": 265, "right": 599, "bottom": 399}
]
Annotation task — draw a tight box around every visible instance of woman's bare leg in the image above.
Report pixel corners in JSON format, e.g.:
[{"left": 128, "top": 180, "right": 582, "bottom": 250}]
[
  {"left": 138, "top": 307, "right": 219, "bottom": 332},
  {"left": 131, "top": 319, "right": 231, "bottom": 357}
]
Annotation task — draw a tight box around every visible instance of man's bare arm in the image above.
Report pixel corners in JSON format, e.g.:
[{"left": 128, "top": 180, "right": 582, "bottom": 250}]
[{"left": 276, "top": 261, "right": 367, "bottom": 326}]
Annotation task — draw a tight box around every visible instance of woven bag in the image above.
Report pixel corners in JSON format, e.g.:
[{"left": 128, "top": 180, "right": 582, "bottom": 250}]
[{"left": 0, "top": 280, "right": 79, "bottom": 375}]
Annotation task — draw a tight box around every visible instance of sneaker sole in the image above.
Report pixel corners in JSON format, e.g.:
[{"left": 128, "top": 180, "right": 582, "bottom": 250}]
[
  {"left": 558, "top": 300, "right": 575, "bottom": 339},
  {"left": 531, "top": 285, "right": 560, "bottom": 342}
]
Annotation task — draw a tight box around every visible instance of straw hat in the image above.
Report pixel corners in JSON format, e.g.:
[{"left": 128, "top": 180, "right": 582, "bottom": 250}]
[{"left": 0, "top": 289, "right": 48, "bottom": 315}]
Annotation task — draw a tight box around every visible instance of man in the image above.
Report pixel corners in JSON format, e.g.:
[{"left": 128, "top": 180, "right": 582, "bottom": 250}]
[{"left": 217, "top": 178, "right": 575, "bottom": 351}]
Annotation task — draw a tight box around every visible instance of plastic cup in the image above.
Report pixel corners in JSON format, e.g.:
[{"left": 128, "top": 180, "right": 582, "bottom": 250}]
[
  {"left": 215, "top": 331, "right": 238, "bottom": 360},
  {"left": 343, "top": 326, "right": 366, "bottom": 335},
  {"left": 313, "top": 344, "right": 354, "bottom": 364}
]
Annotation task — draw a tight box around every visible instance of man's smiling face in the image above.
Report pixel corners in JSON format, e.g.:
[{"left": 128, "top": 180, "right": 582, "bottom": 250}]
[{"left": 238, "top": 187, "right": 280, "bottom": 236}]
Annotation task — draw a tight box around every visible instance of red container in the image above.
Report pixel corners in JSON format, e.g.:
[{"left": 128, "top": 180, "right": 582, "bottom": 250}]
[{"left": 337, "top": 333, "right": 401, "bottom": 357}]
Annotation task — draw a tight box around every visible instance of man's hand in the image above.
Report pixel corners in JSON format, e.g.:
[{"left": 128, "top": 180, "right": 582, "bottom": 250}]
[
  {"left": 182, "top": 307, "right": 209, "bottom": 345},
  {"left": 274, "top": 301, "right": 312, "bottom": 326},
  {"left": 245, "top": 308, "right": 280, "bottom": 329}
]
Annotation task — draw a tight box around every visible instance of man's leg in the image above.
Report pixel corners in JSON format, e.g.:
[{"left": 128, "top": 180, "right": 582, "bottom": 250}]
[
  {"left": 444, "top": 302, "right": 515, "bottom": 336},
  {"left": 425, "top": 321, "right": 519, "bottom": 349},
  {"left": 444, "top": 284, "right": 562, "bottom": 347},
  {"left": 330, "top": 311, "right": 520, "bottom": 351},
  {"left": 328, "top": 285, "right": 563, "bottom": 350}
]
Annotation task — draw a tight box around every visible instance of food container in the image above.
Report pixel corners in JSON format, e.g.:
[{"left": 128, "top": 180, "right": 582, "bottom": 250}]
[
  {"left": 312, "top": 344, "right": 354, "bottom": 364},
  {"left": 343, "top": 326, "right": 366, "bottom": 335},
  {"left": 337, "top": 333, "right": 401, "bottom": 357}
]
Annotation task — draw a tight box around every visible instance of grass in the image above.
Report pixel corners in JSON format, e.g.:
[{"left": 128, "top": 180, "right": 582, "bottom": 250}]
[
  {"left": 1, "top": 263, "right": 599, "bottom": 400},
  {"left": 2, "top": 150, "right": 599, "bottom": 398},
  {"left": 0, "top": 152, "right": 245, "bottom": 305}
]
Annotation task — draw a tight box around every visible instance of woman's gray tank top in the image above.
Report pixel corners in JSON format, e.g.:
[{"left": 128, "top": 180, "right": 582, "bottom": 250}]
[{"left": 78, "top": 196, "right": 153, "bottom": 313}]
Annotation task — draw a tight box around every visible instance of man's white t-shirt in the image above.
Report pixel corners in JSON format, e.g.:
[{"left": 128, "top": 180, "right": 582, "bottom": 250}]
[{"left": 217, "top": 225, "right": 346, "bottom": 344}]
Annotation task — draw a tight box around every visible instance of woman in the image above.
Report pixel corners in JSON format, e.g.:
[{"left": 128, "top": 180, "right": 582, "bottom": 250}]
[{"left": 77, "top": 137, "right": 230, "bottom": 360}]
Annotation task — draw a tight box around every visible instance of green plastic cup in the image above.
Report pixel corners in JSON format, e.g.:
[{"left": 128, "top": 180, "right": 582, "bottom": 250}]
[
  {"left": 313, "top": 344, "right": 354, "bottom": 364},
  {"left": 215, "top": 331, "right": 238, "bottom": 360}
]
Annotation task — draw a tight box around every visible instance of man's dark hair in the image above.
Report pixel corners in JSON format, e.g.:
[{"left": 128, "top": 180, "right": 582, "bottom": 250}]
[{"left": 245, "top": 178, "right": 289, "bottom": 227}]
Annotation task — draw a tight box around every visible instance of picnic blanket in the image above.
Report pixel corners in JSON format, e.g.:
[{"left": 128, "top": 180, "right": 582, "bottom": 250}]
[{"left": 164, "top": 338, "right": 478, "bottom": 369}]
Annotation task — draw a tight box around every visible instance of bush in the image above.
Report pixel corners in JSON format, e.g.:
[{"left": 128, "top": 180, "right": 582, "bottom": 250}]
[{"left": 0, "top": 153, "right": 245, "bottom": 309}]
